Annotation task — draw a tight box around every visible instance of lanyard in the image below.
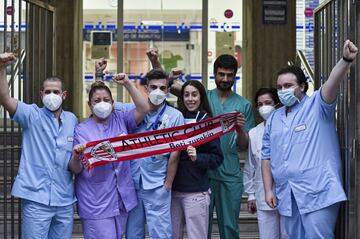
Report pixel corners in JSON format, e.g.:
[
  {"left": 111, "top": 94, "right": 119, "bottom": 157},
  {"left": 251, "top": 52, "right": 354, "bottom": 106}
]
[
  {"left": 199, "top": 112, "right": 207, "bottom": 121},
  {"left": 152, "top": 104, "right": 167, "bottom": 130},
  {"left": 184, "top": 111, "right": 208, "bottom": 124}
]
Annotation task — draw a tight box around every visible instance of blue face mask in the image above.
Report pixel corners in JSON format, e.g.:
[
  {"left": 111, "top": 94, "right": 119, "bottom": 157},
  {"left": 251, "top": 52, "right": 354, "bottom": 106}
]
[{"left": 277, "top": 88, "right": 299, "bottom": 107}]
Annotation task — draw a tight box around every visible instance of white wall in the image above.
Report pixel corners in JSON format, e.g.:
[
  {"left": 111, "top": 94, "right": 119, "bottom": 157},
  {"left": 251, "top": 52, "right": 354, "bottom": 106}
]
[{"left": 84, "top": 0, "right": 202, "bottom": 10}]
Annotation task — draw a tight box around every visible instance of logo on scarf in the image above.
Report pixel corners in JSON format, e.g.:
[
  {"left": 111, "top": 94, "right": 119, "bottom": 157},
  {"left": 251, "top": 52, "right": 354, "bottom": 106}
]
[
  {"left": 220, "top": 117, "right": 231, "bottom": 132},
  {"left": 90, "top": 140, "right": 117, "bottom": 162}
]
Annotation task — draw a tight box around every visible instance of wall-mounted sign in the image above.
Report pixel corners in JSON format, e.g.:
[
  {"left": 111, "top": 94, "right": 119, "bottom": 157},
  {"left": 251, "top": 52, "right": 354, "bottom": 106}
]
[
  {"left": 263, "top": 0, "right": 287, "bottom": 24},
  {"left": 92, "top": 31, "right": 112, "bottom": 45},
  {"left": 84, "top": 28, "right": 190, "bottom": 42}
]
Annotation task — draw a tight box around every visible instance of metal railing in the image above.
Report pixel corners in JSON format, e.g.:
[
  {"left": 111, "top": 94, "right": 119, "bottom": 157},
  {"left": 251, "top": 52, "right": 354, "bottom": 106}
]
[
  {"left": 296, "top": 50, "right": 314, "bottom": 84},
  {"left": 288, "top": 49, "right": 315, "bottom": 85},
  {"left": 314, "top": 0, "right": 359, "bottom": 238},
  {"left": 1, "top": 1, "right": 55, "bottom": 238}
]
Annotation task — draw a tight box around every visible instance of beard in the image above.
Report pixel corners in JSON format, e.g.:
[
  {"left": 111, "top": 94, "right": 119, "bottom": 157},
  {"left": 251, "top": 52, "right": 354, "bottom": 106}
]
[{"left": 215, "top": 80, "right": 234, "bottom": 91}]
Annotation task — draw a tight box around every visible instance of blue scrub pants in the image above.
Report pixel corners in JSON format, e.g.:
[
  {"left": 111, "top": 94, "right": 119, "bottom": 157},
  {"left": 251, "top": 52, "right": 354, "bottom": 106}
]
[
  {"left": 21, "top": 199, "right": 73, "bottom": 239},
  {"left": 284, "top": 193, "right": 340, "bottom": 239},
  {"left": 126, "top": 185, "right": 171, "bottom": 239}
]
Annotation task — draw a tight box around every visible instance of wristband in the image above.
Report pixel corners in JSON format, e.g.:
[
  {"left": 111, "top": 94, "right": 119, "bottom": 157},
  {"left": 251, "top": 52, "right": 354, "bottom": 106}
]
[{"left": 343, "top": 56, "right": 353, "bottom": 63}]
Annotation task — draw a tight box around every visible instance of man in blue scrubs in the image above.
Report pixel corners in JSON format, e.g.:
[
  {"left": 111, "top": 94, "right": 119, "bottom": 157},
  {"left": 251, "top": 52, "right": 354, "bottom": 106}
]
[
  {"left": 148, "top": 50, "right": 255, "bottom": 239},
  {"left": 261, "top": 40, "right": 358, "bottom": 238},
  {"left": 126, "top": 69, "right": 184, "bottom": 239},
  {"left": 0, "top": 53, "right": 77, "bottom": 239}
]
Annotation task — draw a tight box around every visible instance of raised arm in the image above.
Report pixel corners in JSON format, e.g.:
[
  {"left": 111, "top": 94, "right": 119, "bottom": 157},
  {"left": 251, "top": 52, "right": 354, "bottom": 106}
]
[
  {"left": 321, "top": 40, "right": 358, "bottom": 103},
  {"left": 0, "top": 53, "right": 17, "bottom": 116},
  {"left": 146, "top": 48, "right": 162, "bottom": 69},
  {"left": 146, "top": 48, "right": 183, "bottom": 97},
  {"left": 95, "top": 58, "right": 107, "bottom": 81},
  {"left": 113, "top": 73, "right": 149, "bottom": 124}
]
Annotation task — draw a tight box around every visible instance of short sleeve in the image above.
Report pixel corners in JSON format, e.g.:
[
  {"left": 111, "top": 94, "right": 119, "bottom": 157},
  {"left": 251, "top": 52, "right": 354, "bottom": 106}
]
[
  {"left": 172, "top": 111, "right": 185, "bottom": 127},
  {"left": 317, "top": 88, "right": 337, "bottom": 120},
  {"left": 11, "top": 101, "right": 39, "bottom": 129}
]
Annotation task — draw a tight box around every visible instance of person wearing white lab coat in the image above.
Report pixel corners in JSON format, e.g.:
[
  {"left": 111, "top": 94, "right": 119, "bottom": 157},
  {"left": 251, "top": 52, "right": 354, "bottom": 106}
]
[{"left": 243, "top": 87, "right": 288, "bottom": 239}]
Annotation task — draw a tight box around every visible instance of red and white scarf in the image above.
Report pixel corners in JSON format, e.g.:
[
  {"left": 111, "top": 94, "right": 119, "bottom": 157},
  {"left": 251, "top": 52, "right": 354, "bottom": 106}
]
[{"left": 82, "top": 112, "right": 239, "bottom": 170}]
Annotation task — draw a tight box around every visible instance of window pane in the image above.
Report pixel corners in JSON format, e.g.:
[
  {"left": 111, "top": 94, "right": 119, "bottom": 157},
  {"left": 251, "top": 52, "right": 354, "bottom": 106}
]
[
  {"left": 83, "top": 1, "right": 118, "bottom": 118},
  {"left": 208, "top": 0, "right": 243, "bottom": 94},
  {"left": 123, "top": 0, "right": 202, "bottom": 104}
]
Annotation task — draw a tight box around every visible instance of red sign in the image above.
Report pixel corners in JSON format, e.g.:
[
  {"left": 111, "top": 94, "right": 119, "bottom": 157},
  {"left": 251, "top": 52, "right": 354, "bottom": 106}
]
[
  {"left": 224, "top": 9, "right": 233, "bottom": 19},
  {"left": 6, "top": 6, "right": 14, "bottom": 16},
  {"left": 304, "top": 7, "right": 313, "bottom": 18}
]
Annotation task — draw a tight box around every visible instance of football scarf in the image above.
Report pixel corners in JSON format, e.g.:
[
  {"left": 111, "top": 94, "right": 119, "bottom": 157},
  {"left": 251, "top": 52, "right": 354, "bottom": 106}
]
[{"left": 82, "top": 112, "right": 239, "bottom": 170}]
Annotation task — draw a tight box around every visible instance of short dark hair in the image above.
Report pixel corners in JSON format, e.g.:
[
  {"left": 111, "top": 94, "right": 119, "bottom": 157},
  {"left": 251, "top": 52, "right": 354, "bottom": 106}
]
[
  {"left": 178, "top": 80, "right": 213, "bottom": 116},
  {"left": 277, "top": 66, "right": 308, "bottom": 93},
  {"left": 254, "top": 87, "right": 281, "bottom": 107},
  {"left": 145, "top": 69, "right": 169, "bottom": 85},
  {"left": 40, "top": 76, "right": 63, "bottom": 91},
  {"left": 213, "top": 54, "right": 238, "bottom": 76},
  {"left": 88, "top": 81, "right": 113, "bottom": 103}
]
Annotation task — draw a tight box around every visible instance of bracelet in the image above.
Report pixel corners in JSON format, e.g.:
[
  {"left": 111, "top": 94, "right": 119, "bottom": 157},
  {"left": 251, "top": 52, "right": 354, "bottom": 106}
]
[{"left": 343, "top": 56, "right": 353, "bottom": 63}]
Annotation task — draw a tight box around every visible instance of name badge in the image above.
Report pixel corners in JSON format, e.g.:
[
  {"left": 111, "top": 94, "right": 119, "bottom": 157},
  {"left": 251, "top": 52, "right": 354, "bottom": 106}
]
[
  {"left": 67, "top": 136, "right": 74, "bottom": 142},
  {"left": 294, "top": 124, "right": 306, "bottom": 132}
]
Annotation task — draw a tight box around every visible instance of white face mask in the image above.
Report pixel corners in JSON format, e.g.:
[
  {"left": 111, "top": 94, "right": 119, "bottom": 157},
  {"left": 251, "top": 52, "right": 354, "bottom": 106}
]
[
  {"left": 42, "top": 93, "right": 63, "bottom": 111},
  {"left": 93, "top": 101, "right": 113, "bottom": 119},
  {"left": 258, "top": 105, "right": 275, "bottom": 120},
  {"left": 149, "top": 88, "right": 167, "bottom": 106}
]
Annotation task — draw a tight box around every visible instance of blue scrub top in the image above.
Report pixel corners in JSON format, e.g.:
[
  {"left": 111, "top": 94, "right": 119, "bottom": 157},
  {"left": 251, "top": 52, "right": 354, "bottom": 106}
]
[
  {"left": 262, "top": 90, "right": 347, "bottom": 216},
  {"left": 130, "top": 103, "right": 185, "bottom": 190},
  {"left": 11, "top": 101, "right": 78, "bottom": 206}
]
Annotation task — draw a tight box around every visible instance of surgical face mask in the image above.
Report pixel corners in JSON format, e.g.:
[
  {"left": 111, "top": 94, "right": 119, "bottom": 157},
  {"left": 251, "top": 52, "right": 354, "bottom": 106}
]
[
  {"left": 277, "top": 88, "right": 299, "bottom": 107},
  {"left": 149, "top": 88, "right": 167, "bottom": 106},
  {"left": 258, "top": 105, "right": 275, "bottom": 120},
  {"left": 42, "top": 93, "right": 63, "bottom": 111},
  {"left": 93, "top": 101, "right": 113, "bottom": 119}
]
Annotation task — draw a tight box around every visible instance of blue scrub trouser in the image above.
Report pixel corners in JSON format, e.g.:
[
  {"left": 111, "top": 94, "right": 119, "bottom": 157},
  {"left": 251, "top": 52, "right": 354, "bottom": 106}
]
[
  {"left": 21, "top": 199, "right": 73, "bottom": 239},
  {"left": 126, "top": 185, "right": 172, "bottom": 239},
  {"left": 284, "top": 194, "right": 340, "bottom": 239}
]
